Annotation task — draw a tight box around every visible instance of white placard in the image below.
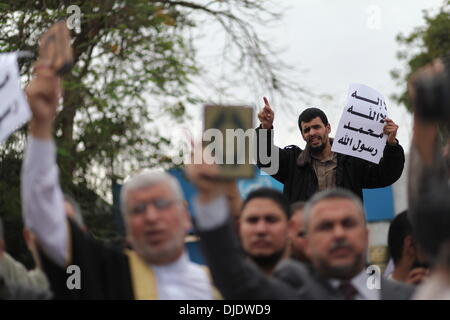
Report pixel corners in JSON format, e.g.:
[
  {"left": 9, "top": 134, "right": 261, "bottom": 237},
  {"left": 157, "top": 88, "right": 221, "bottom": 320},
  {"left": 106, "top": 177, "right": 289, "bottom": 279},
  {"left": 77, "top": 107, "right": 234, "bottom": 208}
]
[
  {"left": 0, "top": 52, "right": 31, "bottom": 143},
  {"left": 332, "top": 84, "right": 388, "bottom": 164}
]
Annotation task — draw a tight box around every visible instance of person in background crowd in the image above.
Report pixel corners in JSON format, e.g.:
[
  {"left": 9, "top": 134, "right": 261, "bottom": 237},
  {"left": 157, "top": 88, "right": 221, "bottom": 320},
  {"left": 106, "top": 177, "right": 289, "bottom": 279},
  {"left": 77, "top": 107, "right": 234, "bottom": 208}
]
[
  {"left": 288, "top": 201, "right": 310, "bottom": 264},
  {"left": 0, "top": 217, "right": 51, "bottom": 299},
  {"left": 186, "top": 159, "right": 414, "bottom": 300},
  {"left": 387, "top": 211, "right": 429, "bottom": 285},
  {"left": 238, "top": 188, "right": 292, "bottom": 275},
  {"left": 256, "top": 97, "right": 405, "bottom": 203},
  {"left": 21, "top": 62, "right": 219, "bottom": 300}
]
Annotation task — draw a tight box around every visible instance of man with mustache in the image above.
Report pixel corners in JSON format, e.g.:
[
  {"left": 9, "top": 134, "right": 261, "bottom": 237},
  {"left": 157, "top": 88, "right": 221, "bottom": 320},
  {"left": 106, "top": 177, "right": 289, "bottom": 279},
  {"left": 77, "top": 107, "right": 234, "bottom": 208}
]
[
  {"left": 186, "top": 160, "right": 413, "bottom": 299},
  {"left": 275, "top": 188, "right": 412, "bottom": 299},
  {"left": 256, "top": 98, "right": 405, "bottom": 203},
  {"left": 20, "top": 63, "right": 218, "bottom": 300},
  {"left": 238, "top": 188, "right": 293, "bottom": 275}
]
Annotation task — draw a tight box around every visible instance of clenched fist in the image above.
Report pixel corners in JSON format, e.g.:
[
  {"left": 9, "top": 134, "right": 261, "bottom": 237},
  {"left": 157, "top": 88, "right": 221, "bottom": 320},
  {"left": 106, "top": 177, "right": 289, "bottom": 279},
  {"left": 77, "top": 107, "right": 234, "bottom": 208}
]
[{"left": 25, "top": 63, "right": 61, "bottom": 139}]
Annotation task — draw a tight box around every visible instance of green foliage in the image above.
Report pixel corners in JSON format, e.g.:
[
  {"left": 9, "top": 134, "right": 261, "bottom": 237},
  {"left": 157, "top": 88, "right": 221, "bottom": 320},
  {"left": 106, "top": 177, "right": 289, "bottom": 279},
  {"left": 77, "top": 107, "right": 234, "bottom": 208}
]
[
  {"left": 1, "top": 0, "right": 202, "bottom": 195},
  {"left": 391, "top": 1, "right": 450, "bottom": 111},
  {"left": 0, "top": 136, "right": 32, "bottom": 267},
  {"left": 0, "top": 0, "right": 295, "bottom": 261}
]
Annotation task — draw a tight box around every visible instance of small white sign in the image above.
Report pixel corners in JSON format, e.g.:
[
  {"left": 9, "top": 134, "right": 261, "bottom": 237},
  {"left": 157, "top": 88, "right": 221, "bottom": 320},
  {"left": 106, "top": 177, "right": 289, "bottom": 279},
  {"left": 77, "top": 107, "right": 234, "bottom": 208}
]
[
  {"left": 332, "top": 84, "right": 388, "bottom": 164},
  {"left": 0, "top": 52, "right": 31, "bottom": 143}
]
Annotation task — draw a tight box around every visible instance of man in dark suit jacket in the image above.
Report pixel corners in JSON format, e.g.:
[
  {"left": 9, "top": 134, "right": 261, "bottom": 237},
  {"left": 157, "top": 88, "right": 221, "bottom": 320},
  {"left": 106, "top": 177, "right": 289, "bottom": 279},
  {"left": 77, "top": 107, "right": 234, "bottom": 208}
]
[{"left": 186, "top": 162, "right": 413, "bottom": 300}]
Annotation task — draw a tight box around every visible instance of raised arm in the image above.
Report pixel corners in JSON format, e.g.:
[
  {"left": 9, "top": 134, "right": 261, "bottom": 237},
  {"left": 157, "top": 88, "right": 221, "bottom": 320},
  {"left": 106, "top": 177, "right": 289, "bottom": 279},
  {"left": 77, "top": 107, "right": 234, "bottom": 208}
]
[
  {"left": 256, "top": 97, "right": 292, "bottom": 182},
  {"left": 21, "top": 64, "right": 67, "bottom": 267},
  {"left": 185, "top": 161, "right": 297, "bottom": 299}
]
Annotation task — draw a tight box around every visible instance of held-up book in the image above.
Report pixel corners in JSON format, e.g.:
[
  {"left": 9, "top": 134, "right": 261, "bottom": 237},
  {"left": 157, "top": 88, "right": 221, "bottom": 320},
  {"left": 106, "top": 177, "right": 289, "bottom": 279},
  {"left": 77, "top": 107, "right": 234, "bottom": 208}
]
[
  {"left": 203, "top": 105, "right": 254, "bottom": 179},
  {"left": 38, "top": 20, "right": 73, "bottom": 75}
]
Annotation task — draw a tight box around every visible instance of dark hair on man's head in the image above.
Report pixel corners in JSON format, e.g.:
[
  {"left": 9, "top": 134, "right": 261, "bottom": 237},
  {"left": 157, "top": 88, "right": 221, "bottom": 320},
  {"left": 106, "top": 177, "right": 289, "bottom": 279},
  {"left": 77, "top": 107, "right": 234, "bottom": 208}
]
[
  {"left": 410, "top": 186, "right": 450, "bottom": 264},
  {"left": 388, "top": 210, "right": 412, "bottom": 264},
  {"left": 298, "top": 108, "right": 329, "bottom": 131},
  {"left": 303, "top": 188, "right": 365, "bottom": 230},
  {"left": 290, "top": 201, "right": 306, "bottom": 213},
  {"left": 242, "top": 188, "right": 291, "bottom": 219}
]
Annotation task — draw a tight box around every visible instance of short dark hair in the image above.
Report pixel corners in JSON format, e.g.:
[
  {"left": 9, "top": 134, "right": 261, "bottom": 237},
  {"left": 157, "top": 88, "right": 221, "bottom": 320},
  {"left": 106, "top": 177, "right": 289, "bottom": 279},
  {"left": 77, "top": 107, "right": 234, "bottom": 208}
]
[
  {"left": 387, "top": 211, "right": 412, "bottom": 264},
  {"left": 290, "top": 201, "right": 306, "bottom": 213},
  {"left": 242, "top": 188, "right": 291, "bottom": 219},
  {"left": 298, "top": 107, "right": 329, "bottom": 131},
  {"left": 304, "top": 188, "right": 365, "bottom": 230}
]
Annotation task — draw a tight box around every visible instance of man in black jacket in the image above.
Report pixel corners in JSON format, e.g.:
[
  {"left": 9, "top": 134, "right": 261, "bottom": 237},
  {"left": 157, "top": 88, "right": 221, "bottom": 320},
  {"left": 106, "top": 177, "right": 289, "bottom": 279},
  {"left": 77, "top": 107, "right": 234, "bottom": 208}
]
[
  {"left": 185, "top": 161, "right": 414, "bottom": 300},
  {"left": 256, "top": 97, "right": 405, "bottom": 203}
]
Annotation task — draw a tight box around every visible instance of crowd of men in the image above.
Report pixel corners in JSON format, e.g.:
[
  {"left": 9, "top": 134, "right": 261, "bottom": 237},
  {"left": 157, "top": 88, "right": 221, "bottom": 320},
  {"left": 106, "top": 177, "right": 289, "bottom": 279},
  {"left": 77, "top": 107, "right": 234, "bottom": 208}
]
[{"left": 0, "top": 56, "right": 449, "bottom": 300}]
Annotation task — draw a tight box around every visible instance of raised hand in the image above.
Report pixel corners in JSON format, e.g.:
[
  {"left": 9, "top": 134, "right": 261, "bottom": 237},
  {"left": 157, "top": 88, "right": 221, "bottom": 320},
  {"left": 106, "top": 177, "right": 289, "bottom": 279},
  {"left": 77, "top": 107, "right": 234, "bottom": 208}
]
[
  {"left": 257, "top": 96, "right": 274, "bottom": 129},
  {"left": 184, "top": 145, "right": 235, "bottom": 204},
  {"left": 383, "top": 118, "right": 399, "bottom": 146},
  {"left": 25, "top": 63, "right": 61, "bottom": 139}
]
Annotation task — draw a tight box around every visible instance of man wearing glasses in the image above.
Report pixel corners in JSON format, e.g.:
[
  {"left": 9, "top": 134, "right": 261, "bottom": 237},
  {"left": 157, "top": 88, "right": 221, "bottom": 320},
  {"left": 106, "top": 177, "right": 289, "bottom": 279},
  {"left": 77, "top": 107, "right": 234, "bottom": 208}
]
[{"left": 21, "top": 64, "right": 217, "bottom": 300}]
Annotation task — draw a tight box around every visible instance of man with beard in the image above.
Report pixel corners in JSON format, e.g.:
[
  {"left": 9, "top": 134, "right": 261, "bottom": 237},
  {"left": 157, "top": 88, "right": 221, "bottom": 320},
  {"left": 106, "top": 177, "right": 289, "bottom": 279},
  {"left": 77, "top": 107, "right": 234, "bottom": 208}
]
[
  {"left": 256, "top": 97, "right": 405, "bottom": 203},
  {"left": 186, "top": 160, "right": 414, "bottom": 299},
  {"left": 274, "top": 188, "right": 411, "bottom": 299},
  {"left": 21, "top": 63, "right": 218, "bottom": 300},
  {"left": 238, "top": 188, "right": 292, "bottom": 275}
]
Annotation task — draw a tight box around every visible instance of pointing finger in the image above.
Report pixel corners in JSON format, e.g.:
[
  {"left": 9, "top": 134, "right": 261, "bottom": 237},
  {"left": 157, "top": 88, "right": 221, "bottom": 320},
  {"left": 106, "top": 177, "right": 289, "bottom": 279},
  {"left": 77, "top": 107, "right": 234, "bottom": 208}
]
[{"left": 263, "top": 96, "right": 271, "bottom": 109}]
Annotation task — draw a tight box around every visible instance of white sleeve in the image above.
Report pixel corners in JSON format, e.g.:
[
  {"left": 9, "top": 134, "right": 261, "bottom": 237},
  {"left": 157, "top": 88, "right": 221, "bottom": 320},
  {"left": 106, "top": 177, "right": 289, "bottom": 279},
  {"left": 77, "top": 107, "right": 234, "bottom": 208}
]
[
  {"left": 193, "top": 195, "right": 229, "bottom": 231},
  {"left": 21, "top": 135, "right": 68, "bottom": 267}
]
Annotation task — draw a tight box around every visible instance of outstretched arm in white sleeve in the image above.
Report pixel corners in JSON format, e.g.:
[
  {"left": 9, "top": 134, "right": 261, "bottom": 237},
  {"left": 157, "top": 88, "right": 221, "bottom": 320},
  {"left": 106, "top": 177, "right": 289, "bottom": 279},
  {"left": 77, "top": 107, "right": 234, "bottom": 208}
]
[{"left": 21, "top": 64, "right": 68, "bottom": 267}]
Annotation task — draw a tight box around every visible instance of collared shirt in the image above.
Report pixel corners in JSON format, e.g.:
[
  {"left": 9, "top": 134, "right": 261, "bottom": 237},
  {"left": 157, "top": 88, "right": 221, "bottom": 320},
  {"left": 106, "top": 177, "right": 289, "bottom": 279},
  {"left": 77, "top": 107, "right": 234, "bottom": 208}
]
[
  {"left": 195, "top": 197, "right": 382, "bottom": 300},
  {"left": 21, "top": 136, "right": 214, "bottom": 300},
  {"left": 152, "top": 252, "right": 214, "bottom": 300},
  {"left": 195, "top": 197, "right": 383, "bottom": 300},
  {"left": 329, "top": 270, "right": 381, "bottom": 300},
  {"left": 311, "top": 151, "right": 337, "bottom": 191}
]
